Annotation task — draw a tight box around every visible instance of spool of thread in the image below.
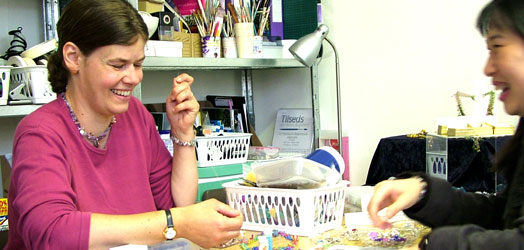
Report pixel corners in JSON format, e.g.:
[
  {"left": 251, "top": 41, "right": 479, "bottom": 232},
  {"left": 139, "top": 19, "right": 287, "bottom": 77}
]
[{"left": 6, "top": 56, "right": 36, "bottom": 67}]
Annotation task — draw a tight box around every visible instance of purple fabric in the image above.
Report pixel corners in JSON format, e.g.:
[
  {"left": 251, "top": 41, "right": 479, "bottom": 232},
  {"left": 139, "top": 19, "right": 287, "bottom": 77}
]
[{"left": 5, "top": 96, "right": 174, "bottom": 250}]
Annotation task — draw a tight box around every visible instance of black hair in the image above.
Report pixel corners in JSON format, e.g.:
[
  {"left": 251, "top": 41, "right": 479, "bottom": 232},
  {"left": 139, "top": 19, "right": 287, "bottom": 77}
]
[
  {"left": 47, "top": 0, "right": 148, "bottom": 93},
  {"left": 477, "top": 0, "right": 524, "bottom": 38}
]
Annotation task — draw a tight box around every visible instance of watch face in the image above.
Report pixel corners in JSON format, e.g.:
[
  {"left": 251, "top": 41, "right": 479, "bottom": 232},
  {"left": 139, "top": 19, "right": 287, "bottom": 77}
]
[{"left": 164, "top": 228, "right": 176, "bottom": 240}]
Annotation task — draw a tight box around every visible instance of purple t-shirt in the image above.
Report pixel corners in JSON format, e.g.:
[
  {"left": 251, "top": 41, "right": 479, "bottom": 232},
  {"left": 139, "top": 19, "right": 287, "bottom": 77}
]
[{"left": 5, "top": 96, "right": 174, "bottom": 250}]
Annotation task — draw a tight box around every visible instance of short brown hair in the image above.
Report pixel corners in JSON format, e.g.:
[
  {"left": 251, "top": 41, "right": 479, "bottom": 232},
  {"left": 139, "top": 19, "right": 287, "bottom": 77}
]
[{"left": 47, "top": 0, "right": 148, "bottom": 93}]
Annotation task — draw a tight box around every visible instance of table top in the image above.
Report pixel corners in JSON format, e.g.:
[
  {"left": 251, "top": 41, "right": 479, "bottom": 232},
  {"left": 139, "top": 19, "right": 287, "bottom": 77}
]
[{"left": 215, "top": 222, "right": 429, "bottom": 250}]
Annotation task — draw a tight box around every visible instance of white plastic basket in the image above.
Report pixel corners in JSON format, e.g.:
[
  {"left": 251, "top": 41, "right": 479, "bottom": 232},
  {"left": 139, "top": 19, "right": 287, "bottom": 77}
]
[
  {"left": 195, "top": 133, "right": 251, "bottom": 167},
  {"left": 223, "top": 180, "right": 349, "bottom": 236},
  {"left": 9, "top": 66, "right": 56, "bottom": 104},
  {"left": 0, "top": 66, "right": 12, "bottom": 105}
]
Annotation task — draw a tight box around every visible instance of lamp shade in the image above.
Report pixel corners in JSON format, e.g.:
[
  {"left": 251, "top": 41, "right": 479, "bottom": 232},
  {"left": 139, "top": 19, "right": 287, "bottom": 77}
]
[{"left": 288, "top": 24, "right": 329, "bottom": 67}]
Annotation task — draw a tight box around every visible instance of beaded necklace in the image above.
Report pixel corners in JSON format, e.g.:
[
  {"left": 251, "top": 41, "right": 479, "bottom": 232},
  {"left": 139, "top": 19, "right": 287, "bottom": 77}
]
[{"left": 61, "top": 93, "right": 116, "bottom": 148}]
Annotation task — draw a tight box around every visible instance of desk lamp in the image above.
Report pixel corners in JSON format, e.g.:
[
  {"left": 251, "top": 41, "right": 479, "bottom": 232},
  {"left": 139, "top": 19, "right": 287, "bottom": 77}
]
[{"left": 289, "top": 24, "right": 343, "bottom": 155}]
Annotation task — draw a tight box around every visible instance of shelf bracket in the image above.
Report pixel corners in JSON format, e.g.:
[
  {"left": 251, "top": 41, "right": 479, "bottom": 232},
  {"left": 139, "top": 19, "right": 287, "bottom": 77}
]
[
  {"left": 311, "top": 65, "right": 320, "bottom": 149},
  {"left": 241, "top": 69, "right": 255, "bottom": 131}
]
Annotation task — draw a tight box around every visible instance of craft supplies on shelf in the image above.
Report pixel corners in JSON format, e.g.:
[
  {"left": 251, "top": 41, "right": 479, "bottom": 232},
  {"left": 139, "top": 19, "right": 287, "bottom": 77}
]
[
  {"left": 195, "top": 133, "right": 252, "bottom": 167},
  {"left": 222, "top": 180, "right": 349, "bottom": 236}
]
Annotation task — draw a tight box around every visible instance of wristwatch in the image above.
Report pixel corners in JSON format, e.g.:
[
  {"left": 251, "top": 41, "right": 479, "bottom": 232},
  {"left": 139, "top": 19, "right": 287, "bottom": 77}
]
[{"left": 163, "top": 209, "right": 176, "bottom": 240}]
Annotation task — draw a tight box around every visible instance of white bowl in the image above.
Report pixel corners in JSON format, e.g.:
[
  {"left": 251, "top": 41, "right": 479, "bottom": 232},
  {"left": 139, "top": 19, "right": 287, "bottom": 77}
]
[{"left": 139, "top": 11, "right": 159, "bottom": 38}]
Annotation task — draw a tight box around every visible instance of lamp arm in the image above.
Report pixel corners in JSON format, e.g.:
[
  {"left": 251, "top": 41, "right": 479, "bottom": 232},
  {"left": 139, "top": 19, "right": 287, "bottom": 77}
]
[{"left": 324, "top": 37, "right": 343, "bottom": 156}]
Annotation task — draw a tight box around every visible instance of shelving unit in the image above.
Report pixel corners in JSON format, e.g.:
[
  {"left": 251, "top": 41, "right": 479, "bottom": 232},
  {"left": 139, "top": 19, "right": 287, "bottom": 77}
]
[
  {"left": 141, "top": 57, "right": 321, "bottom": 148},
  {"left": 22, "top": 0, "right": 323, "bottom": 148},
  {"left": 0, "top": 57, "right": 321, "bottom": 148},
  {"left": 0, "top": 105, "right": 42, "bottom": 117},
  {"left": 142, "top": 57, "right": 305, "bottom": 70}
]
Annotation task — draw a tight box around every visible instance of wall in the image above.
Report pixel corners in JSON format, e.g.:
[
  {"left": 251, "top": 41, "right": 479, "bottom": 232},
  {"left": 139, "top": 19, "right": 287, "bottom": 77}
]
[
  {"left": 0, "top": 0, "right": 43, "bottom": 61},
  {"left": 320, "top": 0, "right": 520, "bottom": 186}
]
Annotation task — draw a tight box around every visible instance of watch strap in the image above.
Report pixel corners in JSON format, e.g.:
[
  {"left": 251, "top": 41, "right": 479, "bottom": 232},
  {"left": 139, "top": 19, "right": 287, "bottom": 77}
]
[{"left": 165, "top": 209, "right": 174, "bottom": 228}]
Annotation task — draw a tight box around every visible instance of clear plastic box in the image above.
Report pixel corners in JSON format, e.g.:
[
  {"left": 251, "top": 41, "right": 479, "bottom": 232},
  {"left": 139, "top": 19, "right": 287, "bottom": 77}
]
[
  {"left": 425, "top": 134, "right": 448, "bottom": 180},
  {"left": 253, "top": 158, "right": 341, "bottom": 189}
]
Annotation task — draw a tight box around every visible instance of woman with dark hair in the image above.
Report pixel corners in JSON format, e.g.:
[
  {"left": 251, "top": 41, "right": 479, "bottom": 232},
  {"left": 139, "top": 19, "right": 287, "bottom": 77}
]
[
  {"left": 367, "top": 1, "right": 524, "bottom": 249},
  {"left": 6, "top": 0, "right": 242, "bottom": 249}
]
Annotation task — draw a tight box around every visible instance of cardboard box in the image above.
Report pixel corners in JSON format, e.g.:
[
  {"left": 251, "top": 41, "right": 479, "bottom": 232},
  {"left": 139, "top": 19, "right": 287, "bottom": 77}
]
[
  {"left": 0, "top": 155, "right": 11, "bottom": 198},
  {"left": 138, "top": 0, "right": 163, "bottom": 13},
  {"left": 145, "top": 40, "right": 183, "bottom": 57},
  {"left": 173, "top": 32, "right": 202, "bottom": 57},
  {"left": 0, "top": 198, "right": 7, "bottom": 231}
]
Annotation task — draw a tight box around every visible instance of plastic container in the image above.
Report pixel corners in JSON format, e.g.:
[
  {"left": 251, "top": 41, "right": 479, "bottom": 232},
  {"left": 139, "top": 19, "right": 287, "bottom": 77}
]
[
  {"left": 9, "top": 66, "right": 56, "bottom": 104},
  {"left": 222, "top": 180, "right": 349, "bottom": 236},
  {"left": 195, "top": 133, "right": 252, "bottom": 167},
  {"left": 202, "top": 36, "right": 221, "bottom": 58},
  {"left": 253, "top": 158, "right": 342, "bottom": 189},
  {"left": 0, "top": 66, "right": 12, "bottom": 105},
  {"left": 234, "top": 22, "right": 254, "bottom": 58},
  {"left": 248, "top": 146, "right": 280, "bottom": 160}
]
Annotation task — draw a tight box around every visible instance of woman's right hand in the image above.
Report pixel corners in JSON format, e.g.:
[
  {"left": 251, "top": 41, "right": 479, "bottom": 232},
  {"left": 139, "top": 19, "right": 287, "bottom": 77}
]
[
  {"left": 172, "top": 199, "right": 243, "bottom": 248},
  {"left": 367, "top": 178, "right": 424, "bottom": 229}
]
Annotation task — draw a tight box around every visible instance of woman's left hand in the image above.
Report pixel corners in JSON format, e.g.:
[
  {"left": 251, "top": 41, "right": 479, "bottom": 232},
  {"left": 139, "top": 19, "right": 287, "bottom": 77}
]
[{"left": 166, "top": 73, "right": 199, "bottom": 141}]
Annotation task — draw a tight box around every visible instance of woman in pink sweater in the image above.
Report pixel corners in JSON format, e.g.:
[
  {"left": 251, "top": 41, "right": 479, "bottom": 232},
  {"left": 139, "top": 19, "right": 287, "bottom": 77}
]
[{"left": 5, "top": 0, "right": 242, "bottom": 249}]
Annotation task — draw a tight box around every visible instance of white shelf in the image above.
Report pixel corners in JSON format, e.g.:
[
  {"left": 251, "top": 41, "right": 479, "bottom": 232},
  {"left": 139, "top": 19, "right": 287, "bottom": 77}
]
[
  {"left": 143, "top": 57, "right": 305, "bottom": 70},
  {"left": 0, "top": 105, "right": 42, "bottom": 117}
]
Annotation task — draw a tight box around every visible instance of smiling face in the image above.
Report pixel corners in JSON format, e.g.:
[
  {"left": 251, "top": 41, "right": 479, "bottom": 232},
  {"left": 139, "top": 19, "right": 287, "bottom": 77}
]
[
  {"left": 484, "top": 26, "right": 524, "bottom": 117},
  {"left": 74, "top": 36, "right": 146, "bottom": 117}
]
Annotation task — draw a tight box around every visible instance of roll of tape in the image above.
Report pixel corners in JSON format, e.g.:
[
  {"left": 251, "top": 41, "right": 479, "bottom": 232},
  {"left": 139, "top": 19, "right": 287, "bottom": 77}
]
[
  {"left": 7, "top": 56, "right": 27, "bottom": 67},
  {"left": 23, "top": 57, "right": 36, "bottom": 66}
]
